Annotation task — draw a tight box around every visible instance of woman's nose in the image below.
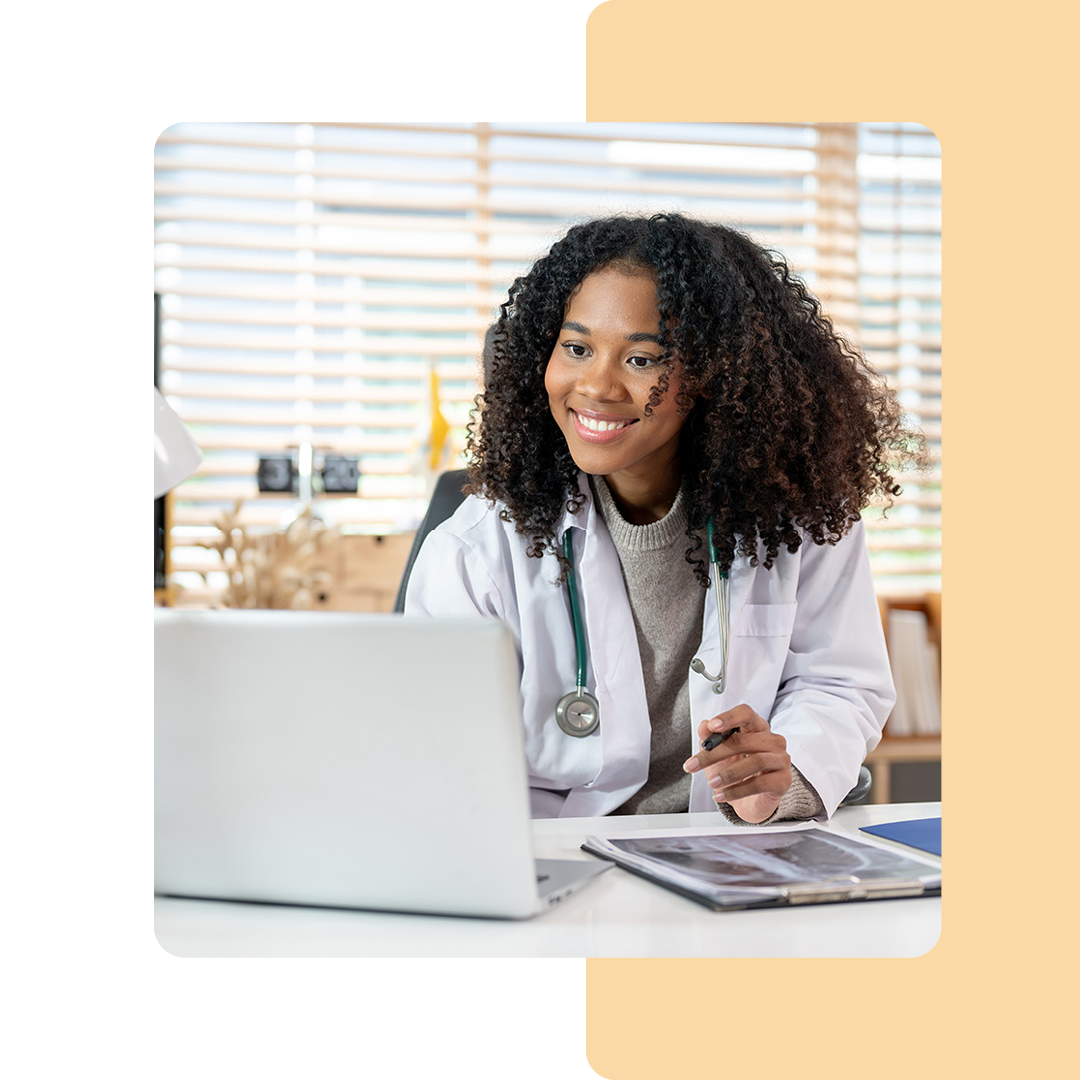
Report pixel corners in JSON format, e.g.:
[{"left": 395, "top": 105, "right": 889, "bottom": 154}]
[{"left": 574, "top": 355, "right": 628, "bottom": 403}]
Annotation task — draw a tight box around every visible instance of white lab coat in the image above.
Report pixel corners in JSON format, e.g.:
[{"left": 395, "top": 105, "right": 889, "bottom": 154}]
[{"left": 404, "top": 472, "right": 893, "bottom": 819}]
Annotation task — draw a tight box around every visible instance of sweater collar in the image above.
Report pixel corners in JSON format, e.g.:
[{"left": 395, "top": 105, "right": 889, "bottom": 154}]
[{"left": 589, "top": 474, "right": 689, "bottom": 553}]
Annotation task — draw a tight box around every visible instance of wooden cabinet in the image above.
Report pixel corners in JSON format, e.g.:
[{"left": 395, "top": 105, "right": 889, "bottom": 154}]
[{"left": 309, "top": 533, "right": 415, "bottom": 613}]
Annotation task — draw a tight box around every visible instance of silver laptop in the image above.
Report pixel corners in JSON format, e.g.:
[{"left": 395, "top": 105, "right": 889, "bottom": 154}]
[{"left": 155, "top": 609, "right": 609, "bottom": 918}]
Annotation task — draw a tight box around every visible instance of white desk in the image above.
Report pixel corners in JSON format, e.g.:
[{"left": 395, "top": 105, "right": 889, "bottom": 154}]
[{"left": 155, "top": 801, "right": 940, "bottom": 958}]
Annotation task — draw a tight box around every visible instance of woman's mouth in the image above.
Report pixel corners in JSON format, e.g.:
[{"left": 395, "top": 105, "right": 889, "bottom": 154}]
[{"left": 570, "top": 409, "right": 637, "bottom": 443}]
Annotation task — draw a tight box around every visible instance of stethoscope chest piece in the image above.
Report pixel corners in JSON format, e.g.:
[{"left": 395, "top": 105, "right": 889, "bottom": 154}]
[{"left": 555, "top": 690, "right": 600, "bottom": 737}]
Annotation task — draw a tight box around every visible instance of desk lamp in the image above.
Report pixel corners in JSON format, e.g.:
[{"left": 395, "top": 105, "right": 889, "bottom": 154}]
[{"left": 154, "top": 386, "right": 201, "bottom": 498}]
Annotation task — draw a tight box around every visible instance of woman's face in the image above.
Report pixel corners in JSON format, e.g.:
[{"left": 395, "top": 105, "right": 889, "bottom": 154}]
[{"left": 544, "top": 267, "right": 686, "bottom": 502}]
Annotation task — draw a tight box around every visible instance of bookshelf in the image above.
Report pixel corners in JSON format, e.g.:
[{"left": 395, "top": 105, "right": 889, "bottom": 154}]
[{"left": 868, "top": 593, "right": 942, "bottom": 803}]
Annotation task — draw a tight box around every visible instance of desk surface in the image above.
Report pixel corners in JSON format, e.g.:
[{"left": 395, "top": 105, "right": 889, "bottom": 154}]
[{"left": 155, "top": 802, "right": 941, "bottom": 958}]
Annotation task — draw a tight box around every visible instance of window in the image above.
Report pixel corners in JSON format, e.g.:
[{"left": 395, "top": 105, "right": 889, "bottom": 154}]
[
  {"left": 155, "top": 122, "right": 940, "bottom": 597},
  {"left": 857, "top": 123, "right": 942, "bottom": 592}
]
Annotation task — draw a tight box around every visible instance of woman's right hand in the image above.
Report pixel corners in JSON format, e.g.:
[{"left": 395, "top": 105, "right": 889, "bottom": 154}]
[{"left": 682, "top": 704, "right": 793, "bottom": 824}]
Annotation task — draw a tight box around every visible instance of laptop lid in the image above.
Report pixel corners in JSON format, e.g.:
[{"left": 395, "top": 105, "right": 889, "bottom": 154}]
[{"left": 155, "top": 609, "right": 548, "bottom": 919}]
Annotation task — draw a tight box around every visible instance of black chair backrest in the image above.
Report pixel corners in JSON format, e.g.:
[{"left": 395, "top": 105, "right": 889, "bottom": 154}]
[
  {"left": 840, "top": 765, "right": 873, "bottom": 807},
  {"left": 392, "top": 469, "right": 470, "bottom": 613}
]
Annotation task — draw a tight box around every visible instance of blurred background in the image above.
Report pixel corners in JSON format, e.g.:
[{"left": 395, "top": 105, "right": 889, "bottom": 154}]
[{"left": 154, "top": 121, "right": 941, "bottom": 799}]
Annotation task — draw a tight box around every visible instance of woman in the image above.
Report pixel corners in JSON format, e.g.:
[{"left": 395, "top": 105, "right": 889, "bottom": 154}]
[{"left": 406, "top": 213, "right": 919, "bottom": 823}]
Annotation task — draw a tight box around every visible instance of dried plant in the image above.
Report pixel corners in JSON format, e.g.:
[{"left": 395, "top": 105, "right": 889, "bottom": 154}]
[{"left": 199, "top": 500, "right": 340, "bottom": 609}]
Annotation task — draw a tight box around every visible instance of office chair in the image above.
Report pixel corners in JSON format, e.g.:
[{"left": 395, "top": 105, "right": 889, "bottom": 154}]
[
  {"left": 393, "top": 467, "right": 874, "bottom": 807},
  {"left": 840, "top": 766, "right": 872, "bottom": 806},
  {"left": 393, "top": 468, "right": 470, "bottom": 613}
]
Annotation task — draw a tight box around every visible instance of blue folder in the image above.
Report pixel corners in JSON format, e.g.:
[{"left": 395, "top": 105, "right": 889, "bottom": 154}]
[{"left": 859, "top": 817, "right": 941, "bottom": 857}]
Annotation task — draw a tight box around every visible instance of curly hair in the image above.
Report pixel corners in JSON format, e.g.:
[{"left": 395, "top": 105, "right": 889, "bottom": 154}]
[{"left": 466, "top": 212, "right": 924, "bottom": 586}]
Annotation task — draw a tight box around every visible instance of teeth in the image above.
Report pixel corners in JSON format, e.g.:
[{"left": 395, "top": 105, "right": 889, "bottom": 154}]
[{"left": 576, "top": 413, "right": 631, "bottom": 432}]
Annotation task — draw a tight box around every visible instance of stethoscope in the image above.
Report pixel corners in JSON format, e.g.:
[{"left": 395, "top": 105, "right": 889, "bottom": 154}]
[{"left": 554, "top": 517, "right": 731, "bottom": 738}]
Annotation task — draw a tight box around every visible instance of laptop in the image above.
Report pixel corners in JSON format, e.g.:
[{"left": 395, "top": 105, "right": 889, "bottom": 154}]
[{"left": 155, "top": 609, "right": 610, "bottom": 919}]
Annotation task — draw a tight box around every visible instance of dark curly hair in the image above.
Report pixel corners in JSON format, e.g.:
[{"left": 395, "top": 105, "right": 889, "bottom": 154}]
[{"left": 466, "top": 212, "right": 924, "bottom": 587}]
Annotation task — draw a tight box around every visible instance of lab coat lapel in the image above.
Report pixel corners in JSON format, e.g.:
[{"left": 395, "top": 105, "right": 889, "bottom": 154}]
[{"left": 688, "top": 552, "right": 754, "bottom": 811}]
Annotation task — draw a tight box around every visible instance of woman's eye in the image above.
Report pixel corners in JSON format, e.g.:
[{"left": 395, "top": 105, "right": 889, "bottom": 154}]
[
  {"left": 627, "top": 354, "right": 662, "bottom": 369},
  {"left": 562, "top": 342, "right": 588, "bottom": 358}
]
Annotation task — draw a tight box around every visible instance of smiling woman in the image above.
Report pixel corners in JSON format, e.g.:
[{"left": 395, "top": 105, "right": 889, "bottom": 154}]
[{"left": 405, "top": 212, "right": 924, "bottom": 825}]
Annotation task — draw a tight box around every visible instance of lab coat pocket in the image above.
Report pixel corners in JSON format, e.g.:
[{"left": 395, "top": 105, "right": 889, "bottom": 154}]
[
  {"left": 522, "top": 714, "right": 604, "bottom": 790},
  {"left": 728, "top": 603, "right": 799, "bottom": 717}
]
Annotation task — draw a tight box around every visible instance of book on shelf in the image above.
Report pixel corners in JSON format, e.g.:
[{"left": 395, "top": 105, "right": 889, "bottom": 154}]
[{"left": 884, "top": 608, "right": 941, "bottom": 737}]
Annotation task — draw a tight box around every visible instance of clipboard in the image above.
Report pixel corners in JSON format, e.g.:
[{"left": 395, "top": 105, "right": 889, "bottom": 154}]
[{"left": 581, "top": 826, "right": 941, "bottom": 912}]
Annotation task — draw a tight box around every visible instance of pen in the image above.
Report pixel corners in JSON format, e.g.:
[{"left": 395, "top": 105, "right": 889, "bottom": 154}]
[{"left": 701, "top": 727, "right": 739, "bottom": 752}]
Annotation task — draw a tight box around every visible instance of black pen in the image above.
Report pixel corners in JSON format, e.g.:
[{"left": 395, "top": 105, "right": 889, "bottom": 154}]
[{"left": 701, "top": 727, "right": 739, "bottom": 752}]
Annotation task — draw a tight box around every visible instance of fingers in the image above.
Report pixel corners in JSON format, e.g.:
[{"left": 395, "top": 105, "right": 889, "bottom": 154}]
[
  {"left": 681, "top": 705, "right": 794, "bottom": 823},
  {"left": 682, "top": 702, "right": 792, "bottom": 813},
  {"left": 694, "top": 704, "right": 768, "bottom": 743},
  {"left": 686, "top": 704, "right": 770, "bottom": 774},
  {"left": 707, "top": 751, "right": 791, "bottom": 802}
]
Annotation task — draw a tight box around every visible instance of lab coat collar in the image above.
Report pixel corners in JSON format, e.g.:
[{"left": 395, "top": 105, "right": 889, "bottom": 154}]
[{"left": 553, "top": 470, "right": 596, "bottom": 541}]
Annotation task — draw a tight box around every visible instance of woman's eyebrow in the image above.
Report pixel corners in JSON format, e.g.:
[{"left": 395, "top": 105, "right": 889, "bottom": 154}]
[{"left": 560, "top": 322, "right": 663, "bottom": 345}]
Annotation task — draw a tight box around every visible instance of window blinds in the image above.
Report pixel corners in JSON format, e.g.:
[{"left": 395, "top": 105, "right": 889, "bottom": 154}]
[
  {"left": 154, "top": 121, "right": 940, "bottom": 596},
  {"left": 856, "top": 123, "right": 942, "bottom": 591}
]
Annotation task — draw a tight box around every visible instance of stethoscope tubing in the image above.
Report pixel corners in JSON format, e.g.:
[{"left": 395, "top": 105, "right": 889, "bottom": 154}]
[
  {"left": 562, "top": 529, "right": 588, "bottom": 694},
  {"left": 690, "top": 517, "right": 730, "bottom": 695},
  {"left": 558, "top": 516, "right": 731, "bottom": 736}
]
